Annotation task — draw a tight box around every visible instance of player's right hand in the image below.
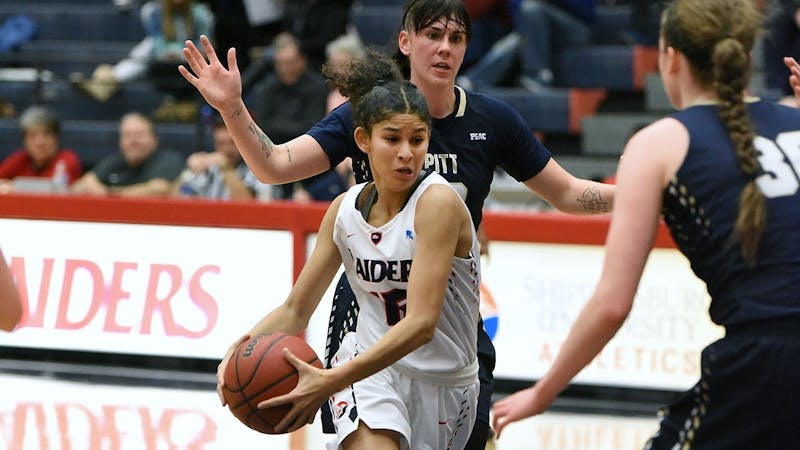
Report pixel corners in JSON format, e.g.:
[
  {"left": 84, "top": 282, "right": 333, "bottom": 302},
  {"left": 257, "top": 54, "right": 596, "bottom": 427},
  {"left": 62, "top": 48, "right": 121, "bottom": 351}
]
[
  {"left": 491, "top": 385, "right": 552, "bottom": 439},
  {"left": 216, "top": 334, "right": 251, "bottom": 406},
  {"left": 179, "top": 35, "right": 243, "bottom": 116}
]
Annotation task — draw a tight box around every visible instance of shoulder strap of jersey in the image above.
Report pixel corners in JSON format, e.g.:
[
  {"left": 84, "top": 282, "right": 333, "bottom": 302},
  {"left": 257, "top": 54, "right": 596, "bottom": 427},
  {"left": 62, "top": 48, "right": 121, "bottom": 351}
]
[
  {"left": 357, "top": 182, "right": 378, "bottom": 221},
  {"left": 357, "top": 168, "right": 436, "bottom": 221},
  {"left": 399, "top": 168, "right": 436, "bottom": 212}
]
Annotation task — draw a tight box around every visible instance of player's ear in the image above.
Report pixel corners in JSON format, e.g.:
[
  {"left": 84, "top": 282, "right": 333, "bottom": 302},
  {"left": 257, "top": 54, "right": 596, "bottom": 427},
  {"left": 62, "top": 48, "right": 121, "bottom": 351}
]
[
  {"left": 354, "top": 127, "right": 370, "bottom": 154},
  {"left": 665, "top": 45, "right": 681, "bottom": 74},
  {"left": 398, "top": 29, "right": 411, "bottom": 56}
]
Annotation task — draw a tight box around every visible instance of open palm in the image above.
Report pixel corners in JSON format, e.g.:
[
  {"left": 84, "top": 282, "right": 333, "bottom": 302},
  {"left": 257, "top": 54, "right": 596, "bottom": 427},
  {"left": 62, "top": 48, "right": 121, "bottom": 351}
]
[{"left": 179, "top": 35, "right": 242, "bottom": 114}]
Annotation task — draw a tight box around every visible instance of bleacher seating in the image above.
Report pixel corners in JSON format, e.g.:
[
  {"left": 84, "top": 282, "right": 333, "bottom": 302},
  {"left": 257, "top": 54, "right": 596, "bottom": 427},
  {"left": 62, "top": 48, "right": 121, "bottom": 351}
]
[
  {"left": 0, "top": 0, "right": 208, "bottom": 172},
  {"left": 0, "top": 3, "right": 143, "bottom": 42},
  {"left": 350, "top": 3, "right": 403, "bottom": 54},
  {"left": 0, "top": 0, "right": 669, "bottom": 191},
  {"left": 483, "top": 87, "right": 607, "bottom": 134}
]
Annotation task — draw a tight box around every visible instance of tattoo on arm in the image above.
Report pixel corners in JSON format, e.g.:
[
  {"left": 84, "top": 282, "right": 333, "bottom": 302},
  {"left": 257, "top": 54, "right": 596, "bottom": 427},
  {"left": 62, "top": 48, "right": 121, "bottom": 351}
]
[
  {"left": 284, "top": 143, "right": 292, "bottom": 162},
  {"left": 248, "top": 122, "right": 274, "bottom": 157},
  {"left": 229, "top": 106, "right": 243, "bottom": 118},
  {"left": 577, "top": 187, "right": 609, "bottom": 213}
]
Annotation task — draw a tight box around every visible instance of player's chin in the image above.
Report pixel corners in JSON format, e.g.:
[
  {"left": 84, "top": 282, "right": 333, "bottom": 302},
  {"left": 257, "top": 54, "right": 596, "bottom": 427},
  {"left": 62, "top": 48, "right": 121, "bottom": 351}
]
[{"left": 430, "top": 73, "right": 455, "bottom": 86}]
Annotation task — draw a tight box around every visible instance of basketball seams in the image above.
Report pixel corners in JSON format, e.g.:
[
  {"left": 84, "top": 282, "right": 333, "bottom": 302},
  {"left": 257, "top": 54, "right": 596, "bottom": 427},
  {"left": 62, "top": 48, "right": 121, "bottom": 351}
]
[
  {"left": 222, "top": 332, "right": 324, "bottom": 434},
  {"left": 233, "top": 333, "right": 291, "bottom": 393},
  {"left": 229, "top": 354, "right": 321, "bottom": 411}
]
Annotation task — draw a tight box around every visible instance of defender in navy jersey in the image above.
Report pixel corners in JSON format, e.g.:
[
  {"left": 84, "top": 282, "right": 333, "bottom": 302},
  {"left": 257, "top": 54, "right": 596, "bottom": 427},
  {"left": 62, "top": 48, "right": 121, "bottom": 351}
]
[
  {"left": 665, "top": 101, "right": 800, "bottom": 327},
  {"left": 492, "top": 1, "right": 800, "bottom": 448},
  {"left": 307, "top": 83, "right": 550, "bottom": 438},
  {"left": 309, "top": 86, "right": 550, "bottom": 228},
  {"left": 179, "top": 1, "right": 615, "bottom": 447}
]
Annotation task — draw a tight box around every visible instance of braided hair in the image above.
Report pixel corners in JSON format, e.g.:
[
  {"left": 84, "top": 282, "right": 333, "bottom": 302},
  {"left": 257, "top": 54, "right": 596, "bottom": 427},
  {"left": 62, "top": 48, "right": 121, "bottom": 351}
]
[{"left": 662, "top": 0, "right": 764, "bottom": 262}]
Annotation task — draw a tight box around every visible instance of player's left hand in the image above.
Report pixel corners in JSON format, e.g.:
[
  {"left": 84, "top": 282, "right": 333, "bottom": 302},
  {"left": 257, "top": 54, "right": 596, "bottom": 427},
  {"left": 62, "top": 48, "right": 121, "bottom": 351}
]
[
  {"left": 491, "top": 385, "right": 552, "bottom": 439},
  {"left": 258, "top": 348, "right": 329, "bottom": 433},
  {"left": 784, "top": 57, "right": 800, "bottom": 105}
]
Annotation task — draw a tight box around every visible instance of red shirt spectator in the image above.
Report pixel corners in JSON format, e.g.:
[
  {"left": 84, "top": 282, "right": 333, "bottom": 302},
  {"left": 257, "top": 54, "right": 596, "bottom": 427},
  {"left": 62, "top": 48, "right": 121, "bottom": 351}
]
[
  {"left": 0, "top": 106, "right": 83, "bottom": 191},
  {"left": 0, "top": 148, "right": 82, "bottom": 182}
]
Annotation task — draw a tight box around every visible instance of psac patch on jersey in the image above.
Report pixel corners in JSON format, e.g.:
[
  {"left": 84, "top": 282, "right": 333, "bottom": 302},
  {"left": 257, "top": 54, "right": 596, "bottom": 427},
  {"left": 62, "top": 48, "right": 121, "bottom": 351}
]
[{"left": 370, "top": 232, "right": 382, "bottom": 245}]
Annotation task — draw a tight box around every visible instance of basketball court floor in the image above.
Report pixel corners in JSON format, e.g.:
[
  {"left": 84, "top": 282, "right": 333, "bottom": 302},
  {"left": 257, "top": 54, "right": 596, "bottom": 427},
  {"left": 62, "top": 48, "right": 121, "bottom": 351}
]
[{"left": 1, "top": 359, "right": 663, "bottom": 450}]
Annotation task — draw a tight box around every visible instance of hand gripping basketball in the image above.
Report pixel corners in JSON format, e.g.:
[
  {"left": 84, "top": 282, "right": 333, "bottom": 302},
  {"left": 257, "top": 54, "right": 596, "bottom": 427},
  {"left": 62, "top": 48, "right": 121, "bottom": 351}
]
[{"left": 220, "top": 332, "right": 323, "bottom": 434}]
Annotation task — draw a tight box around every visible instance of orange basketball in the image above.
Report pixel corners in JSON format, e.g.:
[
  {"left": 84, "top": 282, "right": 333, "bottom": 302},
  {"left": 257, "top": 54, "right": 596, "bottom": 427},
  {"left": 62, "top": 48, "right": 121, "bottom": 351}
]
[{"left": 222, "top": 332, "right": 323, "bottom": 434}]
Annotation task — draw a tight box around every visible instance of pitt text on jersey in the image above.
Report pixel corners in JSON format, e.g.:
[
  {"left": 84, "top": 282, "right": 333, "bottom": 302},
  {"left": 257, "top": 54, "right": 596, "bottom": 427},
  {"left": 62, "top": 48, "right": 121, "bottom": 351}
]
[
  {"left": 355, "top": 257, "right": 413, "bottom": 283},
  {"left": 424, "top": 153, "right": 458, "bottom": 175}
]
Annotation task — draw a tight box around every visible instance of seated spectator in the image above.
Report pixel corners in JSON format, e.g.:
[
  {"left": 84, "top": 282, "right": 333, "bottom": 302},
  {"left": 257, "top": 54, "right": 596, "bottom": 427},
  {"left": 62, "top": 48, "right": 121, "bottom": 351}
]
[
  {"left": 207, "top": 0, "right": 285, "bottom": 74},
  {"left": 459, "top": 0, "right": 598, "bottom": 91},
  {"left": 282, "top": 0, "right": 355, "bottom": 72},
  {"left": 0, "top": 106, "right": 82, "bottom": 193},
  {"left": 250, "top": 33, "right": 341, "bottom": 200},
  {"left": 240, "top": 0, "right": 355, "bottom": 90},
  {"left": 462, "top": 0, "right": 515, "bottom": 71},
  {"left": 72, "top": 112, "right": 184, "bottom": 197},
  {"left": 173, "top": 119, "right": 271, "bottom": 200},
  {"left": 323, "top": 32, "right": 366, "bottom": 113},
  {"left": 290, "top": 168, "right": 350, "bottom": 202},
  {"left": 72, "top": 0, "right": 213, "bottom": 110}
]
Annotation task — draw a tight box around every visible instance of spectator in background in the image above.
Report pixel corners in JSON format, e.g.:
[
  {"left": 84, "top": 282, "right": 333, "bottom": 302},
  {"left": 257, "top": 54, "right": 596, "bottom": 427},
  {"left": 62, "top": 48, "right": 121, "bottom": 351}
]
[
  {"left": 462, "top": 0, "right": 514, "bottom": 71},
  {"left": 251, "top": 34, "right": 327, "bottom": 146},
  {"left": 459, "top": 0, "right": 598, "bottom": 91},
  {"left": 321, "top": 33, "right": 363, "bottom": 197},
  {"left": 251, "top": 33, "right": 344, "bottom": 200},
  {"left": 0, "top": 106, "right": 82, "bottom": 193},
  {"left": 207, "top": 0, "right": 285, "bottom": 74},
  {"left": 239, "top": 0, "right": 354, "bottom": 94},
  {"left": 72, "top": 112, "right": 184, "bottom": 197},
  {"left": 0, "top": 247, "right": 22, "bottom": 331},
  {"left": 72, "top": 0, "right": 213, "bottom": 107},
  {"left": 763, "top": 0, "right": 800, "bottom": 99},
  {"left": 324, "top": 32, "right": 366, "bottom": 114},
  {"left": 174, "top": 119, "right": 271, "bottom": 200},
  {"left": 283, "top": 0, "right": 355, "bottom": 72}
]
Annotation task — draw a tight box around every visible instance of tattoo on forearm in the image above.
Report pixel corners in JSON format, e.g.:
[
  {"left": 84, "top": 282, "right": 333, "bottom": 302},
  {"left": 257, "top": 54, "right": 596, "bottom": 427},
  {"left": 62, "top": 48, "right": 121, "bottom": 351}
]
[
  {"left": 284, "top": 143, "right": 292, "bottom": 162},
  {"left": 248, "top": 122, "right": 274, "bottom": 157},
  {"left": 229, "top": 106, "right": 243, "bottom": 118},
  {"left": 577, "top": 188, "right": 609, "bottom": 213}
]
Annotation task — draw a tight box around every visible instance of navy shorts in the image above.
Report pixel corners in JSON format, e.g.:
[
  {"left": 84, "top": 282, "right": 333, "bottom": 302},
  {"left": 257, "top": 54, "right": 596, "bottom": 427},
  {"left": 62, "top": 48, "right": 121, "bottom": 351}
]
[
  {"left": 645, "top": 321, "right": 800, "bottom": 449},
  {"left": 320, "top": 273, "right": 496, "bottom": 450}
]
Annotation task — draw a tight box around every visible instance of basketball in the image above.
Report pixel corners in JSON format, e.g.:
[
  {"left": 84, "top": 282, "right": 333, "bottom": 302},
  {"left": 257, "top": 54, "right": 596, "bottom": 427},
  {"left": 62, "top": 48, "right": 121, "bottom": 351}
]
[{"left": 222, "top": 332, "right": 323, "bottom": 434}]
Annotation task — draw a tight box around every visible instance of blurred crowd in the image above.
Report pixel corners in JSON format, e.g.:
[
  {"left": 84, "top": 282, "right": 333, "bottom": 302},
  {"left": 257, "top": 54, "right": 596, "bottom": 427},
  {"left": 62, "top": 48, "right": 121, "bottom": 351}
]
[{"left": 1, "top": 0, "right": 797, "bottom": 203}]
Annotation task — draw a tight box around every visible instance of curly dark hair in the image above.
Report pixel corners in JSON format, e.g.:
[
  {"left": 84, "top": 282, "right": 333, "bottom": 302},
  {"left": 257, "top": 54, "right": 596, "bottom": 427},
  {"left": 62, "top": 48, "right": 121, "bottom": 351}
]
[{"left": 323, "top": 48, "right": 430, "bottom": 133}]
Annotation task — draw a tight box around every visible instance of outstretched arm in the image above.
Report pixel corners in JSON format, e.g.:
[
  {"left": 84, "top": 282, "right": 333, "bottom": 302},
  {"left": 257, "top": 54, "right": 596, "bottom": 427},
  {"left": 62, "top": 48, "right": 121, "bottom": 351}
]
[
  {"left": 523, "top": 158, "right": 615, "bottom": 214},
  {"left": 492, "top": 119, "right": 684, "bottom": 437},
  {"left": 179, "top": 36, "right": 331, "bottom": 184},
  {"left": 214, "top": 194, "right": 345, "bottom": 404},
  {"left": 0, "top": 248, "right": 22, "bottom": 331}
]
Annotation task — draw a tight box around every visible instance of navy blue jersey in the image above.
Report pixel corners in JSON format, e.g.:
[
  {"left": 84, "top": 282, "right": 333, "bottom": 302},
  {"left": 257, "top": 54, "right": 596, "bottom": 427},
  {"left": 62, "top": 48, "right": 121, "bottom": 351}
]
[
  {"left": 664, "top": 100, "right": 800, "bottom": 327},
  {"left": 307, "top": 86, "right": 551, "bottom": 228}
]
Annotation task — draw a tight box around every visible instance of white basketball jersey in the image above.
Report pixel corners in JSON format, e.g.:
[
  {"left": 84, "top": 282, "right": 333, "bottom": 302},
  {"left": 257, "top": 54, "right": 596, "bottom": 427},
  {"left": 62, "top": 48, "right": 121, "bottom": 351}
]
[{"left": 332, "top": 171, "right": 480, "bottom": 386}]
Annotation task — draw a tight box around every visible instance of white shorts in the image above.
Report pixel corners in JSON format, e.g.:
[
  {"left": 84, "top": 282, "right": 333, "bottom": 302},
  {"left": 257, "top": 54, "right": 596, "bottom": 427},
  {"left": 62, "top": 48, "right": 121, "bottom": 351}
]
[{"left": 326, "top": 333, "right": 479, "bottom": 450}]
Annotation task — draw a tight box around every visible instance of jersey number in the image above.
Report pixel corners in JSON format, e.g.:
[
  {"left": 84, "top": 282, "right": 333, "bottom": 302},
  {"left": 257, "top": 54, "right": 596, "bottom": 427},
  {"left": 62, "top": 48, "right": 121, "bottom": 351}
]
[
  {"left": 754, "top": 131, "right": 800, "bottom": 197},
  {"left": 371, "top": 289, "right": 407, "bottom": 326}
]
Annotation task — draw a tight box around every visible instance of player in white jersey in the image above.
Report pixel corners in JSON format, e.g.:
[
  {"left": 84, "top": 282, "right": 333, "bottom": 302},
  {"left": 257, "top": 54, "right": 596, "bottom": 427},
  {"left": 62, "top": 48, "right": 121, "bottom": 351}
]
[
  {"left": 215, "top": 49, "right": 480, "bottom": 450},
  {"left": 328, "top": 169, "right": 480, "bottom": 450}
]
